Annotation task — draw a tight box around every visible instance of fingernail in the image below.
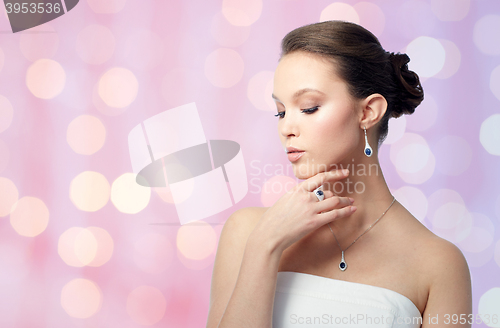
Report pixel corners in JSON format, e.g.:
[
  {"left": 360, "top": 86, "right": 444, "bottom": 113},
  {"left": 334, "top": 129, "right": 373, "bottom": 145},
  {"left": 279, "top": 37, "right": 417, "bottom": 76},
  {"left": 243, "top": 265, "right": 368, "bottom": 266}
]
[
  {"left": 342, "top": 169, "right": 349, "bottom": 175},
  {"left": 349, "top": 197, "right": 355, "bottom": 203},
  {"left": 351, "top": 206, "right": 357, "bottom": 212}
]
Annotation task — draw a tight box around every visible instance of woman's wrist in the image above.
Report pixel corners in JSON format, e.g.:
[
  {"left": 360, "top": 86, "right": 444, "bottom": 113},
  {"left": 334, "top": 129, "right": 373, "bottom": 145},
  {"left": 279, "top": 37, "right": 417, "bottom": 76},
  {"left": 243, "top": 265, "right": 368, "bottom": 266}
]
[{"left": 246, "top": 228, "right": 284, "bottom": 260}]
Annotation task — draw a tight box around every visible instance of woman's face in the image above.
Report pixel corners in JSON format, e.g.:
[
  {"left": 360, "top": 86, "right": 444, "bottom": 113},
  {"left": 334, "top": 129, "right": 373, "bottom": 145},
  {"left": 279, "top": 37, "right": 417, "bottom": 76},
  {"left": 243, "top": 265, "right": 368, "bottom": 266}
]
[{"left": 272, "top": 51, "right": 363, "bottom": 179}]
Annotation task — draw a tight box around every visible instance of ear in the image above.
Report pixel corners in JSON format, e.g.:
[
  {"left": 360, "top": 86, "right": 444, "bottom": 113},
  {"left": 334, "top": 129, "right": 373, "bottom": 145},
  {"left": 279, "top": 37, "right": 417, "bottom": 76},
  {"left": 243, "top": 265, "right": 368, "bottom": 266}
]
[{"left": 359, "top": 93, "right": 387, "bottom": 130}]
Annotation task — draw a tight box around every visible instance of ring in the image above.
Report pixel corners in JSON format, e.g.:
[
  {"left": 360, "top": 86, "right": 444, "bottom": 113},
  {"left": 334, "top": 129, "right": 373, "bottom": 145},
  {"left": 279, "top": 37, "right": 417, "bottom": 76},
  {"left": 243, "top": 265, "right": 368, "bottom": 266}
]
[{"left": 313, "top": 187, "right": 324, "bottom": 201}]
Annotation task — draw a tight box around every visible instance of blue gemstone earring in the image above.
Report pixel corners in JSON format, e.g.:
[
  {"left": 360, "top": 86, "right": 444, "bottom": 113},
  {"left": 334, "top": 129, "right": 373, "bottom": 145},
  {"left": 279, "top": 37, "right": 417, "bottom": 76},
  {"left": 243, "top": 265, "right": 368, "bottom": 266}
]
[{"left": 363, "top": 126, "right": 373, "bottom": 157}]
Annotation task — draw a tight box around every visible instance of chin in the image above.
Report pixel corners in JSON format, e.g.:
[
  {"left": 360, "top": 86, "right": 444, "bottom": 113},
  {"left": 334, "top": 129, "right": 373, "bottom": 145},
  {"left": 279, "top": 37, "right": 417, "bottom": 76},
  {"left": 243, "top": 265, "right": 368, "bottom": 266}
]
[{"left": 292, "top": 163, "right": 327, "bottom": 180}]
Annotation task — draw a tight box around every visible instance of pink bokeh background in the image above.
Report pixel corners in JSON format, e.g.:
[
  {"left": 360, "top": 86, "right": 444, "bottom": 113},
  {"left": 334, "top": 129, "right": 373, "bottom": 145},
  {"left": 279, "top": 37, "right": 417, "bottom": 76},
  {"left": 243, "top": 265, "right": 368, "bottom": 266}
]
[{"left": 1, "top": 0, "right": 500, "bottom": 327}]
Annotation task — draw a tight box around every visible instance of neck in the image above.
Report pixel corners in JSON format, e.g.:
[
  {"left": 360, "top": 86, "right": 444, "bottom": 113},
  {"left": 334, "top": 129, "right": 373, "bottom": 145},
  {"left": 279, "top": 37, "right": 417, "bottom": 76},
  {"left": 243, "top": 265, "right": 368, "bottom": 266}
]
[{"left": 320, "top": 154, "right": 395, "bottom": 247}]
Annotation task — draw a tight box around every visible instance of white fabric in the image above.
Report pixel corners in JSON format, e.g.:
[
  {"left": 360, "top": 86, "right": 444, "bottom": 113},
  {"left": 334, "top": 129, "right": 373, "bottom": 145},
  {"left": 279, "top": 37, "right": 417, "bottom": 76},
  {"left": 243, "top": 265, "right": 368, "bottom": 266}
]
[{"left": 273, "top": 271, "right": 422, "bottom": 328}]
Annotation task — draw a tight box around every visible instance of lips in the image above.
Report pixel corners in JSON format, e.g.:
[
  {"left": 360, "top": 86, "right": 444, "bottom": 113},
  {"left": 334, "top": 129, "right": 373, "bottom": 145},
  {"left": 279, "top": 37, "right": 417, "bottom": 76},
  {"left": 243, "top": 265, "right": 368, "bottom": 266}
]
[
  {"left": 286, "top": 146, "right": 304, "bottom": 154},
  {"left": 287, "top": 151, "right": 305, "bottom": 162}
]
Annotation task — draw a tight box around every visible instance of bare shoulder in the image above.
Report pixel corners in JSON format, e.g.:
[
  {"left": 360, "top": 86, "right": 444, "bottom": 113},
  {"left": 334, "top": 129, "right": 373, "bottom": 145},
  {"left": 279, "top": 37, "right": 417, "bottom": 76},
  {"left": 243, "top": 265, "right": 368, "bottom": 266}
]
[
  {"left": 407, "top": 223, "right": 472, "bottom": 318},
  {"left": 419, "top": 234, "right": 472, "bottom": 323},
  {"left": 206, "top": 206, "right": 269, "bottom": 328},
  {"left": 423, "top": 234, "right": 471, "bottom": 282},
  {"left": 397, "top": 211, "right": 470, "bottom": 283},
  {"left": 386, "top": 205, "right": 471, "bottom": 315},
  {"left": 224, "top": 206, "right": 268, "bottom": 232}
]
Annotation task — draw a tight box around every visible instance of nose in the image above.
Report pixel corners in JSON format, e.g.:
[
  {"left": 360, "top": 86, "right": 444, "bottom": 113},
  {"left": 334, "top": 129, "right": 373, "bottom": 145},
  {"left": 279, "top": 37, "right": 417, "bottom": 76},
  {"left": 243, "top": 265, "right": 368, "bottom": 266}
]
[{"left": 278, "top": 110, "right": 300, "bottom": 139}]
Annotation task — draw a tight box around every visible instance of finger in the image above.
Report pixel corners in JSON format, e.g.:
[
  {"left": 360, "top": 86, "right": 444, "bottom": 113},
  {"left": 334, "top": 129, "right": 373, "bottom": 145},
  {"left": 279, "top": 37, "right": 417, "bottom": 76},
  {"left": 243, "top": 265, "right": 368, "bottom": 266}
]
[
  {"left": 301, "top": 169, "right": 349, "bottom": 192},
  {"left": 317, "top": 204, "right": 356, "bottom": 223},
  {"left": 316, "top": 196, "right": 353, "bottom": 214},
  {"left": 321, "top": 189, "right": 335, "bottom": 199}
]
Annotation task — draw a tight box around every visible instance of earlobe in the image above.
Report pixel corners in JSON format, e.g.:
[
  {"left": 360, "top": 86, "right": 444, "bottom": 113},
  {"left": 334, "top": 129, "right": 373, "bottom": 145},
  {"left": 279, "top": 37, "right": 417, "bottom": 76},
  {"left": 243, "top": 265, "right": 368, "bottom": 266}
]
[{"left": 360, "top": 94, "right": 387, "bottom": 129}]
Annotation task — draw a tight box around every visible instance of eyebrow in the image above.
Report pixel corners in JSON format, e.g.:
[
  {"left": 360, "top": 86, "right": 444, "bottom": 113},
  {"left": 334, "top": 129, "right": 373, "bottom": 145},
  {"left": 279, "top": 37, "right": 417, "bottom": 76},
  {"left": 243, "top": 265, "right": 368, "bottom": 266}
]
[{"left": 271, "top": 88, "right": 326, "bottom": 103}]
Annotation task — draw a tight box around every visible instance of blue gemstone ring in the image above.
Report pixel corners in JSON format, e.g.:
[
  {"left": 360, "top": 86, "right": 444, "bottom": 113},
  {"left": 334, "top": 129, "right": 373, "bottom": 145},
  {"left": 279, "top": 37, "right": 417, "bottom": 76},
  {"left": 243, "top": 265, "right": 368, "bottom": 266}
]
[{"left": 313, "top": 187, "right": 325, "bottom": 201}]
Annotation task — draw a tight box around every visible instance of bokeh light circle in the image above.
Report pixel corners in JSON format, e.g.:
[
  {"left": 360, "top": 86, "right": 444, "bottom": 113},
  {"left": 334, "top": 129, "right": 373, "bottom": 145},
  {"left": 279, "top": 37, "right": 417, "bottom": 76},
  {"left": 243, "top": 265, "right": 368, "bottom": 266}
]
[
  {"left": 261, "top": 175, "right": 297, "bottom": 207},
  {"left": 122, "top": 29, "right": 165, "bottom": 72},
  {"left": 320, "top": 2, "right": 359, "bottom": 23},
  {"left": 134, "top": 233, "right": 173, "bottom": 274},
  {"left": 478, "top": 288, "right": 500, "bottom": 327},
  {"left": 480, "top": 114, "right": 500, "bottom": 156},
  {"left": 0, "top": 238, "right": 31, "bottom": 286},
  {"left": 458, "top": 212, "right": 494, "bottom": 253},
  {"left": 406, "top": 36, "right": 445, "bottom": 78},
  {"left": 433, "top": 135, "right": 472, "bottom": 176},
  {"left": 222, "top": 0, "right": 262, "bottom": 26},
  {"left": 0, "top": 95, "right": 13, "bottom": 133},
  {"left": 0, "top": 47, "right": 4, "bottom": 73},
  {"left": 98, "top": 67, "right": 138, "bottom": 108},
  {"left": 0, "top": 177, "right": 18, "bottom": 217},
  {"left": 494, "top": 240, "right": 500, "bottom": 269},
  {"left": 496, "top": 194, "right": 500, "bottom": 223},
  {"left": 211, "top": 12, "right": 251, "bottom": 47},
  {"left": 397, "top": 1, "right": 437, "bottom": 40},
  {"left": 126, "top": 286, "right": 167, "bottom": 325},
  {"left": 392, "top": 186, "right": 427, "bottom": 222},
  {"left": 153, "top": 187, "right": 175, "bottom": 204},
  {"left": 59, "top": 227, "right": 91, "bottom": 267},
  {"left": 67, "top": 115, "right": 106, "bottom": 155},
  {"left": 26, "top": 58, "right": 66, "bottom": 99},
  {"left": 10, "top": 196, "right": 49, "bottom": 237},
  {"left": 87, "top": 0, "right": 126, "bottom": 13},
  {"left": 58, "top": 226, "right": 113, "bottom": 267},
  {"left": 92, "top": 82, "right": 127, "bottom": 116},
  {"left": 431, "top": 202, "right": 473, "bottom": 243},
  {"left": 490, "top": 65, "right": 500, "bottom": 102},
  {"left": 432, "top": 202, "right": 467, "bottom": 229},
  {"left": 384, "top": 116, "right": 406, "bottom": 144},
  {"left": 431, "top": 0, "right": 470, "bottom": 22},
  {"left": 61, "top": 278, "right": 102, "bottom": 319},
  {"left": 177, "top": 221, "right": 217, "bottom": 260},
  {"left": 405, "top": 93, "right": 438, "bottom": 132},
  {"left": 390, "top": 133, "right": 435, "bottom": 184},
  {"left": 473, "top": 15, "right": 500, "bottom": 55},
  {"left": 353, "top": 2, "right": 385, "bottom": 37},
  {"left": 70, "top": 171, "right": 110, "bottom": 212},
  {"left": 20, "top": 24, "right": 59, "bottom": 62},
  {"left": 247, "top": 71, "right": 274, "bottom": 111},
  {"left": 76, "top": 24, "right": 115, "bottom": 65},
  {"left": 74, "top": 228, "right": 98, "bottom": 265},
  {"left": 86, "top": 226, "right": 114, "bottom": 267},
  {"left": 0, "top": 139, "right": 8, "bottom": 174},
  {"left": 434, "top": 39, "right": 461, "bottom": 79},
  {"left": 204, "top": 48, "right": 244, "bottom": 88},
  {"left": 111, "top": 173, "right": 150, "bottom": 214},
  {"left": 396, "top": 143, "right": 428, "bottom": 173},
  {"left": 427, "top": 189, "right": 473, "bottom": 243}
]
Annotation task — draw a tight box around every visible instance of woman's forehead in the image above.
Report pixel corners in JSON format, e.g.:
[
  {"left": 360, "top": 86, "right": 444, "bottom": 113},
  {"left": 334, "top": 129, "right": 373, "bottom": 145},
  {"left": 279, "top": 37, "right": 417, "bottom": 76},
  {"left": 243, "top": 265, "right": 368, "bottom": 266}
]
[{"left": 273, "top": 52, "right": 346, "bottom": 98}]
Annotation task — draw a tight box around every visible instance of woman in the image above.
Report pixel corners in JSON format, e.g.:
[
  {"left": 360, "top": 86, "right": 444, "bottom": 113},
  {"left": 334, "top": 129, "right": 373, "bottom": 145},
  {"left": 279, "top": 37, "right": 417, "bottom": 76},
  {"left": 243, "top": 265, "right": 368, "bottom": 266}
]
[{"left": 206, "top": 20, "right": 472, "bottom": 328}]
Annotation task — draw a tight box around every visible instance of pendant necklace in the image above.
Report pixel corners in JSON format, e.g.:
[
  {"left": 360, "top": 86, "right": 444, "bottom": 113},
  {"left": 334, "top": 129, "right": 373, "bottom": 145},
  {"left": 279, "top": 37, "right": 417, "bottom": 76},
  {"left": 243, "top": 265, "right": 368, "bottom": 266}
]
[{"left": 327, "top": 196, "right": 396, "bottom": 271}]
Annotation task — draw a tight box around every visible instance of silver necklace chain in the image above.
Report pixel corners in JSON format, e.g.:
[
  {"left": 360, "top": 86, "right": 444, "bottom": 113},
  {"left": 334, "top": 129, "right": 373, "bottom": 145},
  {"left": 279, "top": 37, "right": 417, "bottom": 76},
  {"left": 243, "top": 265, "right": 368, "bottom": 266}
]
[{"left": 327, "top": 196, "right": 396, "bottom": 271}]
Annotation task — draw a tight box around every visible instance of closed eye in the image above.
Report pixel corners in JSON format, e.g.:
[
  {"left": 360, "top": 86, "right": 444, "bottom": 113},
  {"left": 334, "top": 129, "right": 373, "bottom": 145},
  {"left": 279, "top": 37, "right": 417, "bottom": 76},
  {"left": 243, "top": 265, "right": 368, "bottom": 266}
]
[{"left": 274, "top": 106, "right": 319, "bottom": 119}]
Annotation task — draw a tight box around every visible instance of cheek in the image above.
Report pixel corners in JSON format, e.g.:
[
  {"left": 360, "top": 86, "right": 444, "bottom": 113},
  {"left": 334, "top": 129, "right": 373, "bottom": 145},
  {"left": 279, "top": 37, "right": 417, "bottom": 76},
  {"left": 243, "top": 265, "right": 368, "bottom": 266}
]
[
  {"left": 314, "top": 108, "right": 356, "bottom": 140},
  {"left": 311, "top": 109, "right": 359, "bottom": 155}
]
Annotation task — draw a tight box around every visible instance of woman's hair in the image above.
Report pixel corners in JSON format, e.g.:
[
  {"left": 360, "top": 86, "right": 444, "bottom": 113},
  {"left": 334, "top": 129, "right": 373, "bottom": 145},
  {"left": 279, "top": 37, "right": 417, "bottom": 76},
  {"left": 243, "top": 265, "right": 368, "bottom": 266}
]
[{"left": 280, "top": 20, "right": 424, "bottom": 146}]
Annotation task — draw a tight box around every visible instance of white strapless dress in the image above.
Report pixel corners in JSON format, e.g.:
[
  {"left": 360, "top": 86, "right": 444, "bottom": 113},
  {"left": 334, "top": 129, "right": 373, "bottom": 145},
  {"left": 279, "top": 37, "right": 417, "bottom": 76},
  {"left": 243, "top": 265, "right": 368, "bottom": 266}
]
[{"left": 273, "top": 271, "right": 422, "bottom": 328}]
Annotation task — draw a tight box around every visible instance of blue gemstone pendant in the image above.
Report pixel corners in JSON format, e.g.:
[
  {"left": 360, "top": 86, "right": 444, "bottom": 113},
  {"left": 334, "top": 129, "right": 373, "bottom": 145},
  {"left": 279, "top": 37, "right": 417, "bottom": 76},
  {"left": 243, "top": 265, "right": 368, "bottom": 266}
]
[
  {"left": 339, "top": 250, "right": 347, "bottom": 271},
  {"left": 363, "top": 127, "right": 373, "bottom": 157}
]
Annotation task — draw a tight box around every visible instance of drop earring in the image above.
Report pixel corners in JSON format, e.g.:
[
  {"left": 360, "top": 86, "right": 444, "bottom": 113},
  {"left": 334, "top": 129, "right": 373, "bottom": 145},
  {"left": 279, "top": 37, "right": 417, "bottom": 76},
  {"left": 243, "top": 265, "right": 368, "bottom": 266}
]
[{"left": 363, "top": 126, "right": 373, "bottom": 157}]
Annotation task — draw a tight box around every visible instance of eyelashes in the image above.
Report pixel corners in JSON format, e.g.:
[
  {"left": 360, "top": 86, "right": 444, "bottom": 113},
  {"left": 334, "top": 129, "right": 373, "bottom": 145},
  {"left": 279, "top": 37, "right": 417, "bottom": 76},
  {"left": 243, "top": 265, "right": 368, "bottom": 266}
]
[{"left": 274, "top": 106, "right": 319, "bottom": 119}]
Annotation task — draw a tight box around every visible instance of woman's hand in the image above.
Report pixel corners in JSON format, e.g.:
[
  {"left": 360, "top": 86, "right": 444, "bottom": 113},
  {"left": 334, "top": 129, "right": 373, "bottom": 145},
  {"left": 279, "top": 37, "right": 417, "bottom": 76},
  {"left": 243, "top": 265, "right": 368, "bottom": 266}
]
[{"left": 249, "top": 169, "right": 356, "bottom": 255}]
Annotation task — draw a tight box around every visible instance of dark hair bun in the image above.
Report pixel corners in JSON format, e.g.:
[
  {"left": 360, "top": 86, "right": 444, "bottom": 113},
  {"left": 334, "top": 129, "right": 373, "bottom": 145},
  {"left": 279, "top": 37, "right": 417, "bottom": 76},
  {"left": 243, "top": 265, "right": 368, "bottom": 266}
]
[{"left": 388, "top": 52, "right": 424, "bottom": 118}]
